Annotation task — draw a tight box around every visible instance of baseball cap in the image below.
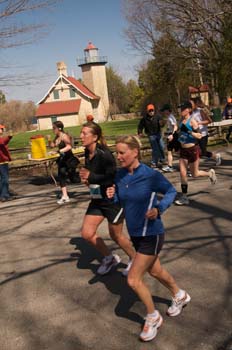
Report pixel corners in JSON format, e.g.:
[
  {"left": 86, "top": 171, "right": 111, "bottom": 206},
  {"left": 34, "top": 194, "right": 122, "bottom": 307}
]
[
  {"left": 160, "top": 104, "right": 172, "bottom": 112},
  {"left": 178, "top": 101, "right": 192, "bottom": 111},
  {"left": 147, "top": 104, "right": 155, "bottom": 111},
  {"left": 0, "top": 124, "right": 5, "bottom": 129},
  {"left": 86, "top": 114, "right": 94, "bottom": 122}
]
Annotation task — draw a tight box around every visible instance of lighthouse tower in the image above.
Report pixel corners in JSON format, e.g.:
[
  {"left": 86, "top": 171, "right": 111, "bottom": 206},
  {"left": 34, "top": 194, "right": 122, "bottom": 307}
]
[{"left": 77, "top": 42, "right": 109, "bottom": 120}]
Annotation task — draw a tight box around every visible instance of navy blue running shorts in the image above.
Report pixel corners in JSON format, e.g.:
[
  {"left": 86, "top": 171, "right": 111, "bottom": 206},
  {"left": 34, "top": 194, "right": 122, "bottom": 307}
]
[{"left": 131, "top": 234, "right": 164, "bottom": 256}]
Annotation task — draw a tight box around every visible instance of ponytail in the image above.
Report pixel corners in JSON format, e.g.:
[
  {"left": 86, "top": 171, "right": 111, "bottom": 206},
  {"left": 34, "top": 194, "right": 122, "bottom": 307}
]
[{"left": 82, "top": 122, "right": 107, "bottom": 147}]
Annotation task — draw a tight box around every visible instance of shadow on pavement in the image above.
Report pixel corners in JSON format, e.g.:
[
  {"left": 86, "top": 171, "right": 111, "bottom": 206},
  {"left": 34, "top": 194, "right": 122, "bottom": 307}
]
[
  {"left": 0, "top": 257, "right": 76, "bottom": 286},
  {"left": 70, "top": 237, "right": 170, "bottom": 327}
]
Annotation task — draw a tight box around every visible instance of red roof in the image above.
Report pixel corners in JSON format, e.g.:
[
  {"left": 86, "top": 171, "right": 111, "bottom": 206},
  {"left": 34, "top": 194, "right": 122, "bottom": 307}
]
[
  {"left": 84, "top": 42, "right": 97, "bottom": 50},
  {"left": 189, "top": 84, "right": 209, "bottom": 93},
  {"left": 67, "top": 76, "right": 99, "bottom": 99},
  {"left": 199, "top": 84, "right": 209, "bottom": 92},
  {"left": 36, "top": 100, "right": 81, "bottom": 117},
  {"left": 188, "top": 86, "right": 199, "bottom": 93}
]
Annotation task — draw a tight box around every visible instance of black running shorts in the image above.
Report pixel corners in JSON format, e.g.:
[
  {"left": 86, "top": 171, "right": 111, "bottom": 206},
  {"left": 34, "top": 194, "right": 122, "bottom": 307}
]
[
  {"left": 131, "top": 234, "right": 164, "bottom": 256},
  {"left": 167, "top": 132, "right": 180, "bottom": 152},
  {"left": 86, "top": 199, "right": 124, "bottom": 224}
]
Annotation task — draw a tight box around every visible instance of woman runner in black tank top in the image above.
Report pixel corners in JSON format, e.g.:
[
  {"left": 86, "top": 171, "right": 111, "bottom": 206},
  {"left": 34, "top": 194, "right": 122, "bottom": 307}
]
[{"left": 49, "top": 121, "right": 79, "bottom": 204}]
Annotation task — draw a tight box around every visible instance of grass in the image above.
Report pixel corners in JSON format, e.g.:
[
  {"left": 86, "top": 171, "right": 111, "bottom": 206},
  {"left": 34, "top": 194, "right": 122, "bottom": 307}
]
[{"left": 9, "top": 119, "right": 140, "bottom": 149}]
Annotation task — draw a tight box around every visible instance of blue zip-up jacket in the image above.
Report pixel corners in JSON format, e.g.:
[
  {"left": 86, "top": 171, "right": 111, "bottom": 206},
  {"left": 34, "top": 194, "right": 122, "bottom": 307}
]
[{"left": 115, "top": 163, "right": 176, "bottom": 237}]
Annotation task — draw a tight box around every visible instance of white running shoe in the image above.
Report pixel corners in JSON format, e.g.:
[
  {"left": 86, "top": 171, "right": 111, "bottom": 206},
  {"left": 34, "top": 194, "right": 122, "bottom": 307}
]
[
  {"left": 167, "top": 291, "right": 191, "bottom": 317},
  {"left": 175, "top": 195, "right": 189, "bottom": 206},
  {"left": 209, "top": 169, "right": 217, "bottom": 184},
  {"left": 215, "top": 153, "right": 221, "bottom": 166},
  {"left": 97, "top": 254, "right": 121, "bottom": 275},
  {"left": 140, "top": 311, "right": 163, "bottom": 342},
  {"left": 162, "top": 165, "right": 174, "bottom": 173},
  {"left": 122, "top": 260, "right": 133, "bottom": 277},
  {"left": 57, "top": 196, "right": 70, "bottom": 205}
]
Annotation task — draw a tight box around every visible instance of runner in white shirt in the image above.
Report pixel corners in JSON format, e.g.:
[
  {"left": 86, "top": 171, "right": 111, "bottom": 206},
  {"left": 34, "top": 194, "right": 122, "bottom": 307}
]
[
  {"left": 160, "top": 104, "right": 180, "bottom": 172},
  {"left": 190, "top": 98, "right": 221, "bottom": 166}
]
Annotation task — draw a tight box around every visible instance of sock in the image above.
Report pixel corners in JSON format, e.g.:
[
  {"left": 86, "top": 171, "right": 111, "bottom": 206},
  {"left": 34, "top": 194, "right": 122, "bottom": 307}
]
[
  {"left": 175, "top": 289, "right": 185, "bottom": 299},
  {"left": 181, "top": 184, "right": 188, "bottom": 195},
  {"left": 147, "top": 310, "right": 159, "bottom": 319}
]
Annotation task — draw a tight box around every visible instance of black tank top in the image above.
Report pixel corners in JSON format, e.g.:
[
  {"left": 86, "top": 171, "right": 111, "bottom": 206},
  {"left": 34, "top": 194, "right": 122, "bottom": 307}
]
[{"left": 58, "top": 137, "right": 73, "bottom": 159}]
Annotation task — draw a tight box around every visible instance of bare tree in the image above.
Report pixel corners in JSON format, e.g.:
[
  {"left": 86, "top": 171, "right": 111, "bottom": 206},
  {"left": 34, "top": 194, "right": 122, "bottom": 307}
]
[
  {"left": 0, "top": 0, "right": 60, "bottom": 91},
  {"left": 0, "top": 0, "right": 59, "bottom": 49},
  {"left": 123, "top": 0, "right": 232, "bottom": 104}
]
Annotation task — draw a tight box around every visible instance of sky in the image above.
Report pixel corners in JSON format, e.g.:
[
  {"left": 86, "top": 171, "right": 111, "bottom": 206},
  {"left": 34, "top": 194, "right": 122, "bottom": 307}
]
[{"left": 1, "top": 0, "right": 145, "bottom": 103}]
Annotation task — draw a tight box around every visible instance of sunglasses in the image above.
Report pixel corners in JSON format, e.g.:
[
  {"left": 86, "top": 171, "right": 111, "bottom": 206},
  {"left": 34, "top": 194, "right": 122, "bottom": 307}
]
[{"left": 148, "top": 109, "right": 154, "bottom": 112}]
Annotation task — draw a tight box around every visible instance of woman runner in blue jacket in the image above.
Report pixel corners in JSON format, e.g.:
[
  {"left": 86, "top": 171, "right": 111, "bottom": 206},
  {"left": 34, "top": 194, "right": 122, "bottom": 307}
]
[{"left": 108, "top": 135, "right": 191, "bottom": 343}]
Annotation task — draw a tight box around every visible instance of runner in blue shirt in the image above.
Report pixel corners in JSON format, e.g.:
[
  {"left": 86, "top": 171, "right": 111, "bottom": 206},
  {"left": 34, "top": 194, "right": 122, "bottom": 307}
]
[{"left": 107, "top": 135, "right": 191, "bottom": 343}]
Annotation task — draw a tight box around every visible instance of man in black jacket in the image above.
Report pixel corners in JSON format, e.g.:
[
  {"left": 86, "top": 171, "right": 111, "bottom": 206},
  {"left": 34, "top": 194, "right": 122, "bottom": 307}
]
[{"left": 138, "top": 104, "right": 165, "bottom": 167}]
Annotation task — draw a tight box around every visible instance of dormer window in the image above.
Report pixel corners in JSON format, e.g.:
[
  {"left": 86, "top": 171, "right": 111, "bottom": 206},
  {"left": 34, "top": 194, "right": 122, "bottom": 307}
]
[
  {"left": 69, "top": 88, "right": 76, "bottom": 98},
  {"left": 53, "top": 90, "right": 59, "bottom": 99}
]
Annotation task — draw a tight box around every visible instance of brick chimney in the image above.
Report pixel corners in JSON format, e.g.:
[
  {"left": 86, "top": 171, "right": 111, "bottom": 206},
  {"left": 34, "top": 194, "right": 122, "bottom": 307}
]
[{"left": 57, "top": 61, "right": 67, "bottom": 76}]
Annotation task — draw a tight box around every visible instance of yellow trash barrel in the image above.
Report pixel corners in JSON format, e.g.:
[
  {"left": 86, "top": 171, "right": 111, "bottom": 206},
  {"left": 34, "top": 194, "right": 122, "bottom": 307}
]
[{"left": 30, "top": 135, "right": 47, "bottom": 159}]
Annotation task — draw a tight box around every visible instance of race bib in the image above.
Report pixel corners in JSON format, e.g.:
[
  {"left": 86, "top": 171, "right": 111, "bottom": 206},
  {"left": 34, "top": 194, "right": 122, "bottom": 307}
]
[{"left": 89, "top": 184, "right": 102, "bottom": 199}]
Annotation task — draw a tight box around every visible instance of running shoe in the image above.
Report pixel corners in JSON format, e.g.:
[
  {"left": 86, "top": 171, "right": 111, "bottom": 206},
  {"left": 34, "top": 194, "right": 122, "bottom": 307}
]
[
  {"left": 57, "top": 196, "right": 70, "bottom": 205},
  {"left": 187, "top": 171, "right": 192, "bottom": 177},
  {"left": 209, "top": 169, "right": 217, "bottom": 184},
  {"left": 97, "top": 254, "right": 121, "bottom": 275},
  {"left": 175, "top": 195, "right": 189, "bottom": 206},
  {"left": 167, "top": 291, "right": 191, "bottom": 317},
  {"left": 162, "top": 165, "right": 174, "bottom": 173},
  {"left": 215, "top": 153, "right": 221, "bottom": 166},
  {"left": 122, "top": 259, "right": 133, "bottom": 277},
  {"left": 140, "top": 311, "right": 163, "bottom": 342},
  {"left": 150, "top": 162, "right": 158, "bottom": 168}
]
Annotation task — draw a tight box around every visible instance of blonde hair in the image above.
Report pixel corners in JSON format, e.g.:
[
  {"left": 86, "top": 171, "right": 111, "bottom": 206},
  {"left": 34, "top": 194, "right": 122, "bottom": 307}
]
[{"left": 116, "top": 135, "right": 142, "bottom": 159}]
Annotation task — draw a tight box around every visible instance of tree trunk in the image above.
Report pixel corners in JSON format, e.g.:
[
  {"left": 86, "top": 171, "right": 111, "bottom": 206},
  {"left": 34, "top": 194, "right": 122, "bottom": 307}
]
[{"left": 211, "top": 73, "right": 220, "bottom": 107}]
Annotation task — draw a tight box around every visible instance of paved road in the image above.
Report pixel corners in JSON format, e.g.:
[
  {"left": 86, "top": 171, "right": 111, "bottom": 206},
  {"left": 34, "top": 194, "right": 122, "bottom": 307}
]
[{"left": 0, "top": 148, "right": 231, "bottom": 350}]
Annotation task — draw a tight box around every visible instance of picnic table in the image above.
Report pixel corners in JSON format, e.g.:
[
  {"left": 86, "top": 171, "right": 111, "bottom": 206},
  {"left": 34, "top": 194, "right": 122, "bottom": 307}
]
[
  {"left": 29, "top": 147, "right": 85, "bottom": 186},
  {"left": 208, "top": 119, "right": 232, "bottom": 145}
]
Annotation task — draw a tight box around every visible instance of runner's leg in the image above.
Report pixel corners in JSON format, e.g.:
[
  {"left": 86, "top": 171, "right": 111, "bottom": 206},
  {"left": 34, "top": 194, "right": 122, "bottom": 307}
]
[
  {"left": 179, "top": 157, "right": 188, "bottom": 193},
  {"left": 167, "top": 150, "right": 173, "bottom": 167},
  {"left": 127, "top": 253, "right": 157, "bottom": 314},
  {"left": 108, "top": 222, "right": 135, "bottom": 260},
  {"left": 189, "top": 158, "right": 211, "bottom": 177},
  {"left": 81, "top": 215, "right": 111, "bottom": 257},
  {"left": 149, "top": 256, "right": 179, "bottom": 297}
]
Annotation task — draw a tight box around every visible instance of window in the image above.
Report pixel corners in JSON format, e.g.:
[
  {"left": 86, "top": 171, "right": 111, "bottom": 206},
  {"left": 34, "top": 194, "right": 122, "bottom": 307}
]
[
  {"left": 69, "top": 88, "right": 76, "bottom": 98},
  {"left": 53, "top": 90, "right": 59, "bottom": 99},
  {"left": 51, "top": 116, "right": 57, "bottom": 124}
]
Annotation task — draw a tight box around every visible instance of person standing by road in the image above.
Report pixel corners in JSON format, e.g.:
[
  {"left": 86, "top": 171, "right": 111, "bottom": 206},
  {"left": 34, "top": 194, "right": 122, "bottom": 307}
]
[
  {"left": 160, "top": 104, "right": 180, "bottom": 173},
  {"left": 138, "top": 104, "right": 165, "bottom": 168},
  {"left": 80, "top": 122, "right": 135, "bottom": 276},
  {"left": 0, "top": 124, "right": 14, "bottom": 202},
  {"left": 175, "top": 101, "right": 217, "bottom": 206},
  {"left": 107, "top": 135, "right": 191, "bottom": 342}
]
